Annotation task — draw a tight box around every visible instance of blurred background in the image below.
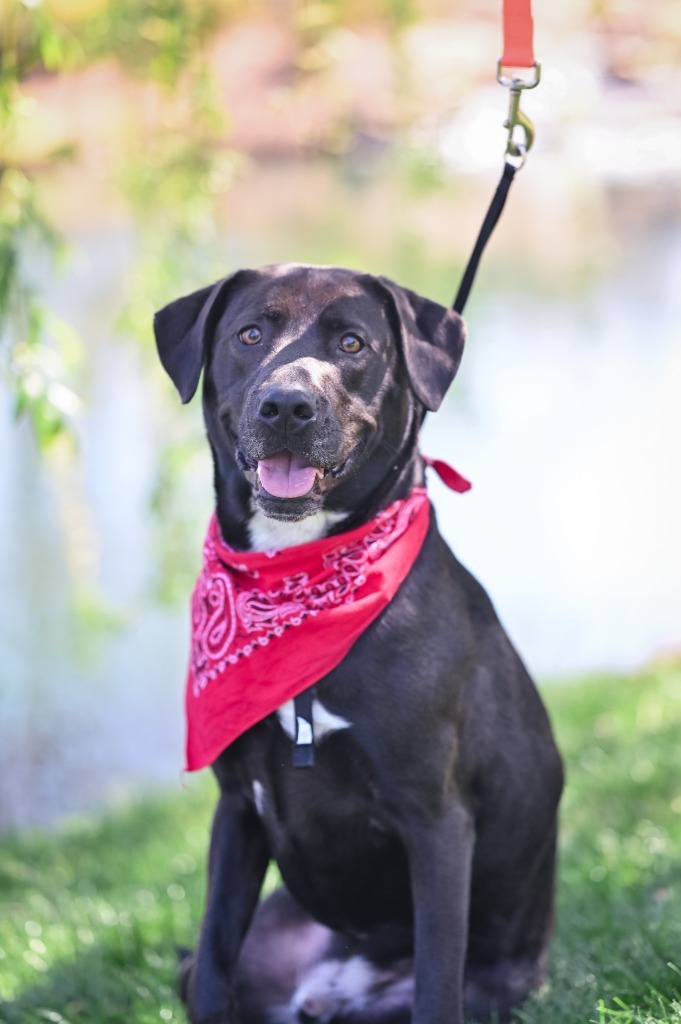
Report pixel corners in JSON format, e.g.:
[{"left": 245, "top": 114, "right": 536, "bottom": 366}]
[{"left": 1, "top": 0, "right": 680, "bottom": 830}]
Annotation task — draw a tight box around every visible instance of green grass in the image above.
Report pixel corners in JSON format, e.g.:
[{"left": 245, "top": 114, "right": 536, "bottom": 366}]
[{"left": 1, "top": 662, "right": 680, "bottom": 1024}]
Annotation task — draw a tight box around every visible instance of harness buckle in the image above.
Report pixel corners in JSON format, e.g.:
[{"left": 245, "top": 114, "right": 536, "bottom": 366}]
[{"left": 496, "top": 60, "right": 541, "bottom": 169}]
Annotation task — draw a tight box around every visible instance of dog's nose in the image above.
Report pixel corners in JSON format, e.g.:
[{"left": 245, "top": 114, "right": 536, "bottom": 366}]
[{"left": 257, "top": 388, "right": 317, "bottom": 432}]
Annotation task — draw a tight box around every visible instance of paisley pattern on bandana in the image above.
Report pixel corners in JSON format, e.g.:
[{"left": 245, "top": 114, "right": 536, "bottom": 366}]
[
  {"left": 189, "top": 491, "right": 427, "bottom": 696},
  {"left": 183, "top": 457, "right": 469, "bottom": 771}
]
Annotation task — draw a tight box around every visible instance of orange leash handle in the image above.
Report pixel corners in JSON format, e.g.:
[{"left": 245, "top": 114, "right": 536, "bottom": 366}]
[
  {"left": 452, "top": 0, "right": 541, "bottom": 313},
  {"left": 500, "top": 0, "right": 535, "bottom": 70}
]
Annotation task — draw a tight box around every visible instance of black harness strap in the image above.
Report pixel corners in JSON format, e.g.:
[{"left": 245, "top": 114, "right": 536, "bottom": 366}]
[
  {"left": 293, "top": 688, "right": 315, "bottom": 767},
  {"left": 452, "top": 160, "right": 517, "bottom": 316}
]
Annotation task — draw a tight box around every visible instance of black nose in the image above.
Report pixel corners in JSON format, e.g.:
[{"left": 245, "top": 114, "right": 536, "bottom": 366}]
[{"left": 257, "top": 388, "right": 317, "bottom": 432}]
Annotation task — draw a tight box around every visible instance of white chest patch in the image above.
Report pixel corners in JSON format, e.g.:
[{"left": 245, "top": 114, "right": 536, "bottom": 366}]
[
  {"left": 248, "top": 508, "right": 347, "bottom": 552},
  {"left": 276, "top": 698, "right": 351, "bottom": 742}
]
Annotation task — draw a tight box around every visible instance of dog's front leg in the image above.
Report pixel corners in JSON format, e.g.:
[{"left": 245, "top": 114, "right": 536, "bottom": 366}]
[
  {"left": 403, "top": 801, "right": 475, "bottom": 1024},
  {"left": 185, "top": 790, "right": 270, "bottom": 1024}
]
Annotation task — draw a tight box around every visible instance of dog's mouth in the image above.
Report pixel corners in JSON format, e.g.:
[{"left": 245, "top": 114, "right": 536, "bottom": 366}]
[
  {"left": 257, "top": 453, "right": 322, "bottom": 499},
  {"left": 236, "top": 447, "right": 354, "bottom": 504}
]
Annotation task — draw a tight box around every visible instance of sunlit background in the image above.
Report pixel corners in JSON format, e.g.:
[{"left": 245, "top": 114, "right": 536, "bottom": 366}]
[{"left": 1, "top": 0, "right": 680, "bottom": 828}]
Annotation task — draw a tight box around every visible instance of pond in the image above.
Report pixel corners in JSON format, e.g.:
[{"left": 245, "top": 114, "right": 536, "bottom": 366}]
[{"left": 1, "top": 156, "right": 679, "bottom": 829}]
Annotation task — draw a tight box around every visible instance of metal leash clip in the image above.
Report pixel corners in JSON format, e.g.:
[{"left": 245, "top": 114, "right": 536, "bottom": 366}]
[{"left": 496, "top": 60, "right": 541, "bottom": 168}]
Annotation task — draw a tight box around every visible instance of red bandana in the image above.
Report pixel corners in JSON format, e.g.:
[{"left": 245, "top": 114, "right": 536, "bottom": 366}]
[
  {"left": 184, "top": 459, "right": 471, "bottom": 771},
  {"left": 185, "top": 489, "right": 431, "bottom": 770}
]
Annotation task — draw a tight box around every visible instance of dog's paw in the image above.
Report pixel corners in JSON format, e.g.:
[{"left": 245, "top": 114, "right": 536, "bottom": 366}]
[
  {"left": 177, "top": 946, "right": 195, "bottom": 1004},
  {"left": 178, "top": 948, "right": 242, "bottom": 1024}
]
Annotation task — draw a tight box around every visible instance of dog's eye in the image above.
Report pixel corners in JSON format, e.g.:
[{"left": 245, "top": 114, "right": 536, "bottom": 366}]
[
  {"left": 339, "top": 334, "right": 364, "bottom": 354},
  {"left": 238, "top": 325, "right": 262, "bottom": 346}
]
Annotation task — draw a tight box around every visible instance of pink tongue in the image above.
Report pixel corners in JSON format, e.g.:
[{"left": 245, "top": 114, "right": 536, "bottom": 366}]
[{"left": 257, "top": 453, "right": 319, "bottom": 499}]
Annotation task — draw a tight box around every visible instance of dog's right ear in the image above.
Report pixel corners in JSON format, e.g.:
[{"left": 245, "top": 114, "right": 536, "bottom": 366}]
[{"left": 153, "top": 273, "right": 241, "bottom": 403}]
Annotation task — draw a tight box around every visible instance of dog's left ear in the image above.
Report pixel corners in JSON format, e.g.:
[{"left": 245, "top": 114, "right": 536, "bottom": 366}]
[
  {"left": 374, "top": 277, "right": 466, "bottom": 411},
  {"left": 153, "top": 272, "right": 244, "bottom": 403}
]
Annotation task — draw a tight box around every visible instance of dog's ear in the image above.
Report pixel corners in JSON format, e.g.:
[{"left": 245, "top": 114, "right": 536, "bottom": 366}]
[
  {"left": 153, "top": 273, "right": 243, "bottom": 403},
  {"left": 375, "top": 277, "right": 466, "bottom": 411}
]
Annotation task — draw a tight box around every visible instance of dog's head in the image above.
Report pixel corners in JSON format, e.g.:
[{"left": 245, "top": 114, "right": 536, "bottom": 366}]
[{"left": 154, "top": 264, "right": 465, "bottom": 524}]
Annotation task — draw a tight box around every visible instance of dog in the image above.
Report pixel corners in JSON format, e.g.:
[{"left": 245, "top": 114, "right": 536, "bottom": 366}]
[{"left": 154, "top": 263, "right": 563, "bottom": 1024}]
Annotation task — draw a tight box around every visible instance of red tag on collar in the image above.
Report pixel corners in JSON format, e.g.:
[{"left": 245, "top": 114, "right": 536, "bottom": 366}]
[{"left": 185, "top": 489, "right": 431, "bottom": 770}]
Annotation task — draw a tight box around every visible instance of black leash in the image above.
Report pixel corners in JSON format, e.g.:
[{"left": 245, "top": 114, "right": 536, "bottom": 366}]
[
  {"left": 453, "top": 161, "right": 517, "bottom": 315},
  {"left": 453, "top": 63, "right": 541, "bottom": 316}
]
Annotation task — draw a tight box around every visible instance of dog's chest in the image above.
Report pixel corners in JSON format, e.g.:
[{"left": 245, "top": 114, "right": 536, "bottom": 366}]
[
  {"left": 250, "top": 730, "right": 392, "bottom": 860},
  {"left": 240, "top": 678, "right": 388, "bottom": 833},
  {"left": 275, "top": 697, "right": 351, "bottom": 743},
  {"left": 247, "top": 720, "right": 412, "bottom": 933}
]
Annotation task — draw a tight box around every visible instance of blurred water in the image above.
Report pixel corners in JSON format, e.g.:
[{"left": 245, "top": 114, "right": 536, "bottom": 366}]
[
  {"left": 0, "top": 233, "right": 193, "bottom": 829},
  {"left": 1, "top": 172, "right": 680, "bottom": 829}
]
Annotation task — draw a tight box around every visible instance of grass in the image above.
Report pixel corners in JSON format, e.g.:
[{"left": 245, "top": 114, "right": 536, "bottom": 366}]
[{"left": 0, "top": 661, "right": 680, "bottom": 1024}]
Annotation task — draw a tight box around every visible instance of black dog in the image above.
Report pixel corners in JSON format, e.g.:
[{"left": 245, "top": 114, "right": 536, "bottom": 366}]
[{"left": 154, "top": 264, "right": 563, "bottom": 1024}]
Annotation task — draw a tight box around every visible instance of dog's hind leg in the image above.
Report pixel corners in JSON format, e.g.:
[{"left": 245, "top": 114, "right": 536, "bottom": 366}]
[
  {"left": 236, "top": 888, "right": 336, "bottom": 1024},
  {"left": 236, "top": 889, "right": 415, "bottom": 1024}
]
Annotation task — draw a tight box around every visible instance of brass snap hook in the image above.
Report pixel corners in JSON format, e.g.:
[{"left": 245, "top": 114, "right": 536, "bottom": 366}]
[{"left": 496, "top": 61, "right": 541, "bottom": 169}]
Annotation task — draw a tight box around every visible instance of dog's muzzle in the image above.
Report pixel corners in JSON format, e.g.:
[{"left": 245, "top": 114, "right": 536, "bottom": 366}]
[
  {"left": 253, "top": 387, "right": 321, "bottom": 498},
  {"left": 236, "top": 384, "right": 354, "bottom": 518}
]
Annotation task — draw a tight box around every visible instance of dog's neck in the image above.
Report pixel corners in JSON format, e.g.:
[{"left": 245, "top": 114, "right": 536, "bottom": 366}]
[{"left": 210, "top": 396, "right": 424, "bottom": 553}]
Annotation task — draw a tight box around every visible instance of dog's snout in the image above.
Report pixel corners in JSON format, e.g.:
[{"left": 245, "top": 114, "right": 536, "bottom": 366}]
[{"left": 257, "top": 388, "right": 317, "bottom": 431}]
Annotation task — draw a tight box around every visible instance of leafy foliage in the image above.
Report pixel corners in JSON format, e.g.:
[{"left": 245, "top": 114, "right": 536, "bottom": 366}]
[
  {"left": 0, "top": 0, "right": 230, "bottom": 450},
  {"left": 0, "top": 0, "right": 80, "bottom": 449},
  {"left": 0, "top": 172, "right": 80, "bottom": 449}
]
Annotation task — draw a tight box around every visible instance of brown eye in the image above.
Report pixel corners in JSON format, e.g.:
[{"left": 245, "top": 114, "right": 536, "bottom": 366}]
[
  {"left": 339, "top": 333, "right": 364, "bottom": 354},
  {"left": 238, "top": 325, "right": 262, "bottom": 346}
]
